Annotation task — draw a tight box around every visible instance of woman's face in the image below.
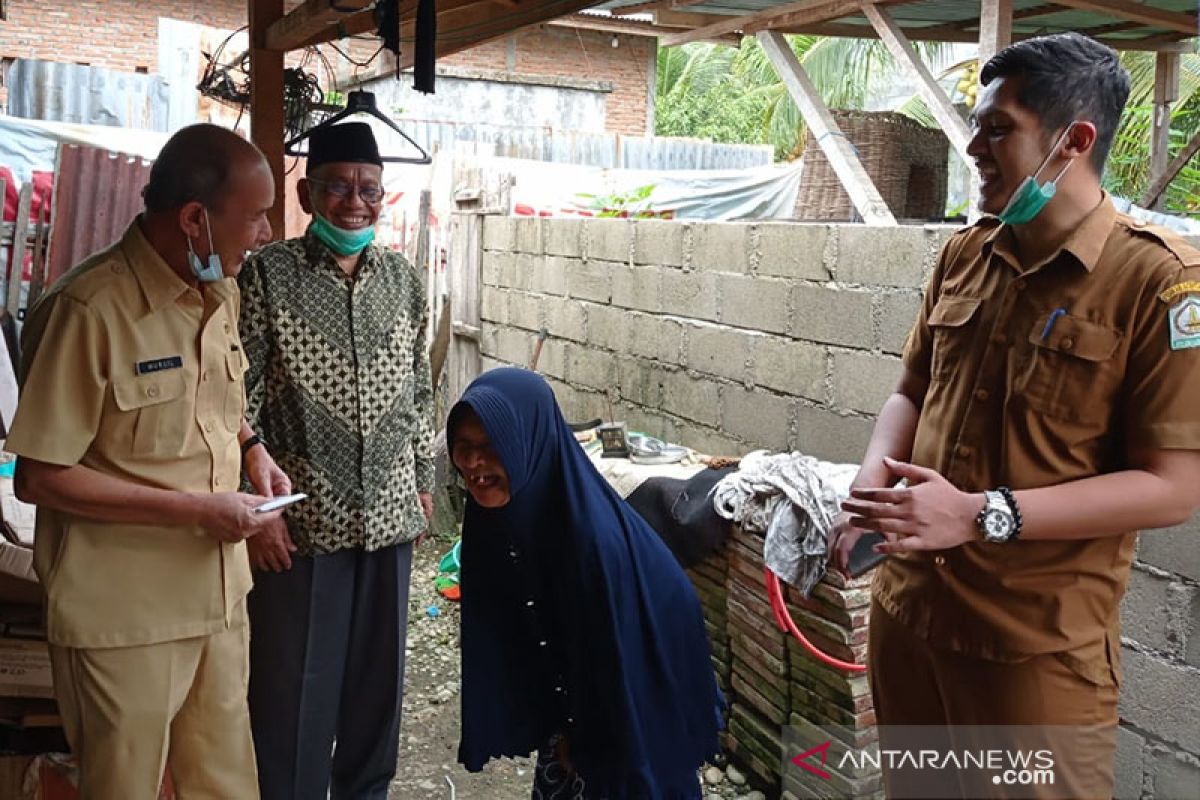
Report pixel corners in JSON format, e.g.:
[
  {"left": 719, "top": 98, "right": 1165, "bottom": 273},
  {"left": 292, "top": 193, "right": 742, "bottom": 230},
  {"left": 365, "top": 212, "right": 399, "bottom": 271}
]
[{"left": 451, "top": 410, "right": 512, "bottom": 508}]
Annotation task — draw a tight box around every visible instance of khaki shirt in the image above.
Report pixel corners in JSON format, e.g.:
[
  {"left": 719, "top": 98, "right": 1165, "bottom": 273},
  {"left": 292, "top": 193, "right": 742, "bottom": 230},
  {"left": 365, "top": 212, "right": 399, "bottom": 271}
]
[
  {"left": 876, "top": 197, "right": 1200, "bottom": 682},
  {"left": 5, "top": 219, "right": 252, "bottom": 648}
]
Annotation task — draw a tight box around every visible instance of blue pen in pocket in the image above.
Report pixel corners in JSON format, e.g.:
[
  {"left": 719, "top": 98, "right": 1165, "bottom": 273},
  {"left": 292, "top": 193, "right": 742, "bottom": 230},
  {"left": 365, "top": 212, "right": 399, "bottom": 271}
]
[{"left": 1040, "top": 307, "right": 1067, "bottom": 341}]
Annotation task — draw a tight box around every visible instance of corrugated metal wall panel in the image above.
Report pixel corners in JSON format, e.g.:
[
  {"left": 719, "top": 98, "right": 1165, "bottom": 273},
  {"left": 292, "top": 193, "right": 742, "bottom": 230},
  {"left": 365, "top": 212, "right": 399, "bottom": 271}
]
[
  {"left": 379, "top": 118, "right": 773, "bottom": 170},
  {"left": 7, "top": 60, "right": 171, "bottom": 132},
  {"left": 46, "top": 145, "right": 153, "bottom": 286}
]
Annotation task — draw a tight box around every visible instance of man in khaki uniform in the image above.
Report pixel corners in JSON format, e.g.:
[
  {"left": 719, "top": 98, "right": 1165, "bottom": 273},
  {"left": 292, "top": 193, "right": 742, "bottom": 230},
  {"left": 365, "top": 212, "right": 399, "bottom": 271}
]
[
  {"left": 6, "top": 124, "right": 289, "bottom": 799},
  {"left": 832, "top": 34, "right": 1200, "bottom": 798}
]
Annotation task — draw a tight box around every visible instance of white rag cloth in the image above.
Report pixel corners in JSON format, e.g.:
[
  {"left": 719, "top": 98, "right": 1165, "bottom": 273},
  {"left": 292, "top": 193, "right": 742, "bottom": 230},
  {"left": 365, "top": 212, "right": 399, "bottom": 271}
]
[{"left": 710, "top": 451, "right": 857, "bottom": 597}]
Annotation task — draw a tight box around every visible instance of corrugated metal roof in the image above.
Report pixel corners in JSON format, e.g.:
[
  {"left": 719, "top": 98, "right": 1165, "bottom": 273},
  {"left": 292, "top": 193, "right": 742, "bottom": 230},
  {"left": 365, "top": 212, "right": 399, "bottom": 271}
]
[
  {"left": 600, "top": 0, "right": 1198, "bottom": 44},
  {"left": 6, "top": 60, "right": 172, "bottom": 131},
  {"left": 46, "top": 144, "right": 152, "bottom": 286}
]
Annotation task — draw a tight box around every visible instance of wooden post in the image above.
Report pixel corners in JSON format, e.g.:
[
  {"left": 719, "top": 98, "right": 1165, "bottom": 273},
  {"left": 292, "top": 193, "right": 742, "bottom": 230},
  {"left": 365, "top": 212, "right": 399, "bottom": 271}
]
[
  {"left": 977, "top": 0, "right": 1013, "bottom": 68},
  {"left": 1149, "top": 51, "right": 1180, "bottom": 211},
  {"left": 6, "top": 184, "right": 33, "bottom": 319},
  {"left": 28, "top": 200, "right": 50, "bottom": 308},
  {"left": 1142, "top": 127, "right": 1200, "bottom": 209},
  {"left": 756, "top": 30, "right": 896, "bottom": 225},
  {"left": 250, "top": 0, "right": 287, "bottom": 239}
]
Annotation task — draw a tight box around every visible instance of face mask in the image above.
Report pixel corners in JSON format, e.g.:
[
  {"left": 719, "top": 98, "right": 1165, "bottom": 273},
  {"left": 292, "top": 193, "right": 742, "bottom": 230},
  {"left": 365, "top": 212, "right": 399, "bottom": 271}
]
[
  {"left": 310, "top": 213, "right": 376, "bottom": 256},
  {"left": 997, "top": 124, "right": 1077, "bottom": 226},
  {"left": 186, "top": 207, "right": 225, "bottom": 283}
]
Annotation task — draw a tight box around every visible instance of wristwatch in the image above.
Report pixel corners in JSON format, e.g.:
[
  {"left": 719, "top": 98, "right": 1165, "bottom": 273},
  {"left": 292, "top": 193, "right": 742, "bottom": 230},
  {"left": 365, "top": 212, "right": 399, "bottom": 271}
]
[
  {"left": 977, "top": 489, "right": 1017, "bottom": 543},
  {"left": 241, "top": 433, "right": 267, "bottom": 460}
]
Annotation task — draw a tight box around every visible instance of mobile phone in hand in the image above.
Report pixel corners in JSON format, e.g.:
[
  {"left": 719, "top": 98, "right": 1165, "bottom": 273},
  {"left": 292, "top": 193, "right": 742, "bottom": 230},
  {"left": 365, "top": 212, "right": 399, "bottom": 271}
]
[
  {"left": 846, "top": 532, "right": 887, "bottom": 577},
  {"left": 254, "top": 493, "right": 308, "bottom": 514}
]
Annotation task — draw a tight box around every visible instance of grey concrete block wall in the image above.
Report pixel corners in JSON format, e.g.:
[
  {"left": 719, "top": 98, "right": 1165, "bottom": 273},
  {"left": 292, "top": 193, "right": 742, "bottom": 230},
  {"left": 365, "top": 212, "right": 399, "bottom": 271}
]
[{"left": 477, "top": 216, "right": 1200, "bottom": 799}]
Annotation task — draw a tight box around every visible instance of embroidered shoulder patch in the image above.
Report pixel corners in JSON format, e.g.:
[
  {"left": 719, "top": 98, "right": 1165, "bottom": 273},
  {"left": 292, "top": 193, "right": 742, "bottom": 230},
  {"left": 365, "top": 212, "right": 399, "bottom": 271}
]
[
  {"left": 1169, "top": 296, "right": 1200, "bottom": 350},
  {"left": 1160, "top": 281, "right": 1200, "bottom": 303}
]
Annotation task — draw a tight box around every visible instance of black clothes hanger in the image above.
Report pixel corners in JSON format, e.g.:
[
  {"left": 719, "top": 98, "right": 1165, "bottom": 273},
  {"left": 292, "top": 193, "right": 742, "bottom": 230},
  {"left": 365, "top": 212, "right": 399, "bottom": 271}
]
[{"left": 285, "top": 90, "right": 431, "bottom": 164}]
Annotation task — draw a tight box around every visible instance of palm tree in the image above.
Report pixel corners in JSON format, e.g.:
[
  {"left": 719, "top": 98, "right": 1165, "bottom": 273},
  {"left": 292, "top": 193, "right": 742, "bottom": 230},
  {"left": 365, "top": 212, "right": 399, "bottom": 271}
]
[{"left": 656, "top": 36, "right": 951, "bottom": 160}]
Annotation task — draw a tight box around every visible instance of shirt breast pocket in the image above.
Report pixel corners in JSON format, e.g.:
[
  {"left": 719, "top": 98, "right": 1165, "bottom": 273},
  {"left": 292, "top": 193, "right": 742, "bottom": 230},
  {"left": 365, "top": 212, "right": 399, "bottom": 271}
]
[
  {"left": 224, "top": 350, "right": 248, "bottom": 432},
  {"left": 113, "top": 371, "right": 188, "bottom": 457},
  {"left": 928, "top": 295, "right": 982, "bottom": 382},
  {"left": 1020, "top": 314, "right": 1122, "bottom": 423}
]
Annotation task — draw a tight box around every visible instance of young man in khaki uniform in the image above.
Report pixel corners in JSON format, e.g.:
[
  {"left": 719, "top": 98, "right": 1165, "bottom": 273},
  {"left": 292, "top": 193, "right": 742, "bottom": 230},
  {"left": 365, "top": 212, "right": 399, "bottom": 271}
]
[
  {"left": 6, "top": 124, "right": 289, "bottom": 799},
  {"left": 832, "top": 34, "right": 1200, "bottom": 797}
]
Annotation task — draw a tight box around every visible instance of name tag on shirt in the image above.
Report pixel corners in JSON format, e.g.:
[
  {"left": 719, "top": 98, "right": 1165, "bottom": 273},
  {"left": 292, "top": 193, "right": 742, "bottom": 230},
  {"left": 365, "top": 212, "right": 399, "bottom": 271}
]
[{"left": 136, "top": 356, "right": 184, "bottom": 375}]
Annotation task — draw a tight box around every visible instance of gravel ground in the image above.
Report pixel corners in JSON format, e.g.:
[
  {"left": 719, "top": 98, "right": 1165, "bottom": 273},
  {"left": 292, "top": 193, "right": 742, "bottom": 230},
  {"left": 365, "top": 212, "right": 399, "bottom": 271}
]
[{"left": 387, "top": 534, "right": 767, "bottom": 800}]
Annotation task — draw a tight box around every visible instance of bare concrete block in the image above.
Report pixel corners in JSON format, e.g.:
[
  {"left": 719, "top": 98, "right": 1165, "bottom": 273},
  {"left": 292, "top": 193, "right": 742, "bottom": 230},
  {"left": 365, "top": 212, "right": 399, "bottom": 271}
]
[
  {"left": 545, "top": 219, "right": 583, "bottom": 258},
  {"left": 612, "top": 264, "right": 662, "bottom": 313},
  {"left": 617, "top": 356, "right": 664, "bottom": 408},
  {"left": 752, "top": 336, "right": 826, "bottom": 402},
  {"left": 719, "top": 273, "right": 789, "bottom": 334},
  {"left": 535, "top": 338, "right": 568, "bottom": 381},
  {"left": 758, "top": 223, "right": 830, "bottom": 281},
  {"left": 583, "top": 302, "right": 626, "bottom": 353},
  {"left": 617, "top": 402, "right": 679, "bottom": 443},
  {"left": 682, "top": 428, "right": 747, "bottom": 458},
  {"left": 628, "top": 314, "right": 684, "bottom": 363},
  {"left": 510, "top": 253, "right": 536, "bottom": 291},
  {"left": 792, "top": 285, "right": 874, "bottom": 348},
  {"left": 692, "top": 223, "right": 751, "bottom": 273},
  {"left": 506, "top": 292, "right": 542, "bottom": 332},
  {"left": 660, "top": 370, "right": 722, "bottom": 427},
  {"left": 482, "top": 216, "right": 515, "bottom": 251},
  {"left": 586, "top": 218, "right": 632, "bottom": 264},
  {"left": 514, "top": 217, "right": 543, "bottom": 255},
  {"left": 1120, "top": 566, "right": 1179, "bottom": 656},
  {"left": 482, "top": 250, "right": 511, "bottom": 287},
  {"left": 662, "top": 269, "right": 719, "bottom": 321},
  {"left": 1118, "top": 647, "right": 1200, "bottom": 752},
  {"left": 685, "top": 323, "right": 753, "bottom": 382},
  {"left": 1152, "top": 750, "right": 1200, "bottom": 800},
  {"left": 1186, "top": 590, "right": 1200, "bottom": 669},
  {"left": 633, "top": 219, "right": 685, "bottom": 267},
  {"left": 532, "top": 255, "right": 570, "bottom": 296},
  {"left": 480, "top": 287, "right": 507, "bottom": 324},
  {"left": 1139, "top": 515, "right": 1200, "bottom": 582},
  {"left": 793, "top": 405, "right": 873, "bottom": 464},
  {"left": 565, "top": 343, "right": 618, "bottom": 391},
  {"left": 723, "top": 387, "right": 791, "bottom": 450},
  {"left": 491, "top": 326, "right": 534, "bottom": 366},
  {"left": 835, "top": 225, "right": 927, "bottom": 288},
  {"left": 543, "top": 296, "right": 587, "bottom": 343},
  {"left": 879, "top": 292, "right": 923, "bottom": 355},
  {"left": 1113, "top": 725, "right": 1145, "bottom": 800},
  {"left": 567, "top": 259, "right": 612, "bottom": 303},
  {"left": 832, "top": 351, "right": 902, "bottom": 415}
]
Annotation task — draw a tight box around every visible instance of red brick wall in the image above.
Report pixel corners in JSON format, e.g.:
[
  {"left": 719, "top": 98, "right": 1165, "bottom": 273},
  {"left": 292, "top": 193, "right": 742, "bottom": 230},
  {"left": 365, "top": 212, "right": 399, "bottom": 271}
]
[{"left": 0, "top": 1, "right": 655, "bottom": 135}]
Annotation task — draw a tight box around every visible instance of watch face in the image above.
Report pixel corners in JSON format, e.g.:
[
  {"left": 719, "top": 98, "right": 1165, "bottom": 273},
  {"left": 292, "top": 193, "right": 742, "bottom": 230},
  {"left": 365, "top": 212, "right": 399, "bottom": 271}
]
[{"left": 983, "top": 509, "right": 1014, "bottom": 540}]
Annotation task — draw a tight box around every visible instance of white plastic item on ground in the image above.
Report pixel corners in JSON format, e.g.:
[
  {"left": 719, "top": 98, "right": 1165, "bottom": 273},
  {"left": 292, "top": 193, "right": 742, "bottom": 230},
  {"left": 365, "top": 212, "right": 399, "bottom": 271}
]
[{"left": 710, "top": 450, "right": 857, "bottom": 596}]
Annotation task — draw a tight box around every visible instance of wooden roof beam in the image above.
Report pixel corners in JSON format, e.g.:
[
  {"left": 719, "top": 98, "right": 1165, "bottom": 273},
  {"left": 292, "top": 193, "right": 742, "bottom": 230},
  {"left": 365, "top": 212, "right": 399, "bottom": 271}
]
[
  {"left": 1051, "top": 0, "right": 1198, "bottom": 35},
  {"left": 659, "top": 0, "right": 922, "bottom": 47},
  {"left": 264, "top": 0, "right": 372, "bottom": 51}
]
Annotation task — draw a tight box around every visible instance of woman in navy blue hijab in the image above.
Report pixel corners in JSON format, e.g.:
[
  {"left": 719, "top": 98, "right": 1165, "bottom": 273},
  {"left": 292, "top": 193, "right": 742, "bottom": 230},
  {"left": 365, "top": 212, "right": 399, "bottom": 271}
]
[{"left": 447, "top": 368, "right": 723, "bottom": 799}]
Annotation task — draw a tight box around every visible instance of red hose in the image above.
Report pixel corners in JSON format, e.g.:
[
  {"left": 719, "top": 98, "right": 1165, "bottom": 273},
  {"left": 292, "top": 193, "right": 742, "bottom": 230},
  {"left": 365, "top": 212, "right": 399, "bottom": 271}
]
[{"left": 764, "top": 567, "right": 866, "bottom": 673}]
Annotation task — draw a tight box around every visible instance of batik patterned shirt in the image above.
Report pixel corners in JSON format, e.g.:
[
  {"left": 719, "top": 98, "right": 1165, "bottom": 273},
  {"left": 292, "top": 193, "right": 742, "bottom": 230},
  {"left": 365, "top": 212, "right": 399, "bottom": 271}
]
[{"left": 239, "top": 231, "right": 434, "bottom": 555}]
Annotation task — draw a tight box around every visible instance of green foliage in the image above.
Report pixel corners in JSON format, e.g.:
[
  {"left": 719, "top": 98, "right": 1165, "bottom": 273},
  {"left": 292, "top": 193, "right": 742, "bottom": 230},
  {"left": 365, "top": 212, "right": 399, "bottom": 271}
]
[
  {"left": 576, "top": 184, "right": 671, "bottom": 218},
  {"left": 655, "top": 36, "right": 947, "bottom": 160}
]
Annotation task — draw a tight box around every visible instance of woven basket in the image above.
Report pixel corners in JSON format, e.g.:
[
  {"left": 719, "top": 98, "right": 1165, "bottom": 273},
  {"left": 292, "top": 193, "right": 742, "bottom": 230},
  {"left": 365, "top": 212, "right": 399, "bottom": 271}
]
[{"left": 794, "top": 110, "right": 949, "bottom": 222}]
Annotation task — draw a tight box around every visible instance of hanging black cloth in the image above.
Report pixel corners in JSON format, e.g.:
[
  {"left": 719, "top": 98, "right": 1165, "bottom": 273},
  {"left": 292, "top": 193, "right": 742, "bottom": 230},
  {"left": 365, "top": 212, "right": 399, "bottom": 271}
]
[{"left": 414, "top": 0, "right": 437, "bottom": 94}]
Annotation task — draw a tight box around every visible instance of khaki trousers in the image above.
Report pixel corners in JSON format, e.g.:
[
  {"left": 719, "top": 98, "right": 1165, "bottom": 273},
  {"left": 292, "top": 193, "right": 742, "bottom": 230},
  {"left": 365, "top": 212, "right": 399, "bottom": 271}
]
[
  {"left": 868, "top": 600, "right": 1118, "bottom": 800},
  {"left": 49, "top": 604, "right": 258, "bottom": 800}
]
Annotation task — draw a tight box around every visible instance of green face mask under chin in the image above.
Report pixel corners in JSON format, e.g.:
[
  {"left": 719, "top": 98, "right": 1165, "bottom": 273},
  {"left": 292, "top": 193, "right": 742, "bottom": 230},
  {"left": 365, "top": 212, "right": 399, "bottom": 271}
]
[
  {"left": 310, "top": 213, "right": 376, "bottom": 256},
  {"left": 997, "top": 125, "right": 1076, "bottom": 226}
]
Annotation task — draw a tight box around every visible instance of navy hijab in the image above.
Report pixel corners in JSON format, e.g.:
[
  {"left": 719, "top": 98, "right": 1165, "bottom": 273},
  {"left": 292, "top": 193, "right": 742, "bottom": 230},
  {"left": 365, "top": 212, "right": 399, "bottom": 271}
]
[{"left": 448, "top": 368, "right": 723, "bottom": 799}]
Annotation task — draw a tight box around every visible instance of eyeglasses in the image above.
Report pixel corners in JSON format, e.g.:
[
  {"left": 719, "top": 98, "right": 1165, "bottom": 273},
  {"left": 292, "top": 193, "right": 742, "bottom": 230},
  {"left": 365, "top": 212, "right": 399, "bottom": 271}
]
[{"left": 307, "top": 178, "right": 384, "bottom": 204}]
